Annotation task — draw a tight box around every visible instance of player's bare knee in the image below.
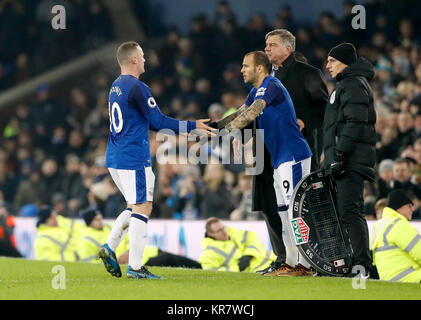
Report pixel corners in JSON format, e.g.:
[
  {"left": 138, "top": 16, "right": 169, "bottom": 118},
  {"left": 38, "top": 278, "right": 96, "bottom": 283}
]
[{"left": 131, "top": 201, "right": 153, "bottom": 216}]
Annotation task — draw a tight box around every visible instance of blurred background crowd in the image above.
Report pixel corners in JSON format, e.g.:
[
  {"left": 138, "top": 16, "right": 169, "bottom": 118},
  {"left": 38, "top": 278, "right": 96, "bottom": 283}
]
[{"left": 1, "top": 0, "right": 421, "bottom": 221}]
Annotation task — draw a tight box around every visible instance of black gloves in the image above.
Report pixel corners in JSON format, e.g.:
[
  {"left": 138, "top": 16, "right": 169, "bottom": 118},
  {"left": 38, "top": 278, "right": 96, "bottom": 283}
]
[
  {"left": 238, "top": 255, "right": 253, "bottom": 272},
  {"left": 329, "top": 149, "right": 345, "bottom": 178}
]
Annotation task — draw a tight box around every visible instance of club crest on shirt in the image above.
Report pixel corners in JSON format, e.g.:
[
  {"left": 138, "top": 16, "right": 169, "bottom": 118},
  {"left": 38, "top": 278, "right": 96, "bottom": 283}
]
[
  {"left": 330, "top": 91, "right": 336, "bottom": 104},
  {"left": 148, "top": 97, "right": 157, "bottom": 108},
  {"left": 255, "top": 87, "right": 266, "bottom": 97}
]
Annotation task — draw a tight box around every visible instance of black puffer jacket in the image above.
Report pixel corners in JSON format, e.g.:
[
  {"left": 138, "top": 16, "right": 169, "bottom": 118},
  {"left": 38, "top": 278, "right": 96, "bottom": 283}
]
[{"left": 323, "top": 57, "right": 377, "bottom": 181}]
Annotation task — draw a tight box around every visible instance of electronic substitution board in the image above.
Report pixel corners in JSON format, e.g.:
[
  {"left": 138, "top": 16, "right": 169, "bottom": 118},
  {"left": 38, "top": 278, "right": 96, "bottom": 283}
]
[{"left": 289, "top": 171, "right": 354, "bottom": 276}]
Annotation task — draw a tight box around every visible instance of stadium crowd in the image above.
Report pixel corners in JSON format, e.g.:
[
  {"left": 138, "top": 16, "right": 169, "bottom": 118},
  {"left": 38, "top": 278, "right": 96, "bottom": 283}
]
[
  {"left": 1, "top": 0, "right": 421, "bottom": 223},
  {"left": 0, "top": 0, "right": 114, "bottom": 90}
]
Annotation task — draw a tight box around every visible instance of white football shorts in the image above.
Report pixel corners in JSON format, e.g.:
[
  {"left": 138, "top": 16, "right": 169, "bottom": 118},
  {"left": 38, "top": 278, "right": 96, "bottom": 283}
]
[
  {"left": 108, "top": 166, "right": 155, "bottom": 204},
  {"left": 273, "top": 157, "right": 311, "bottom": 210}
]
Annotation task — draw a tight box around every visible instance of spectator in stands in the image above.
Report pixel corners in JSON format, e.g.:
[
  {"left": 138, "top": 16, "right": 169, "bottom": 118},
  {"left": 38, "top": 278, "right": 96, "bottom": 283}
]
[
  {"left": 394, "top": 112, "right": 416, "bottom": 151},
  {"left": 173, "top": 165, "right": 202, "bottom": 220},
  {"left": 375, "top": 198, "right": 387, "bottom": 220},
  {"left": 376, "top": 125, "right": 400, "bottom": 163},
  {"left": 51, "top": 192, "right": 67, "bottom": 217},
  {"left": 84, "top": 0, "right": 114, "bottom": 47},
  {"left": 377, "top": 159, "right": 394, "bottom": 199},
  {"left": 84, "top": 91, "right": 110, "bottom": 139},
  {"left": 151, "top": 159, "right": 177, "bottom": 219},
  {"left": 194, "top": 78, "right": 215, "bottom": 112},
  {"left": 61, "top": 154, "right": 87, "bottom": 217},
  {"left": 199, "top": 163, "right": 235, "bottom": 219},
  {"left": 38, "top": 158, "right": 63, "bottom": 206},
  {"left": 0, "top": 159, "right": 19, "bottom": 208},
  {"left": 385, "top": 158, "right": 421, "bottom": 219},
  {"left": 13, "top": 165, "right": 42, "bottom": 214},
  {"left": 46, "top": 125, "right": 68, "bottom": 166},
  {"left": 0, "top": 202, "right": 21, "bottom": 257},
  {"left": 214, "top": 0, "right": 236, "bottom": 31},
  {"left": 66, "top": 130, "right": 88, "bottom": 159},
  {"left": 230, "top": 173, "right": 259, "bottom": 221},
  {"left": 67, "top": 87, "right": 90, "bottom": 131},
  {"left": 29, "top": 84, "right": 63, "bottom": 138},
  {"left": 208, "top": 103, "right": 224, "bottom": 122}
]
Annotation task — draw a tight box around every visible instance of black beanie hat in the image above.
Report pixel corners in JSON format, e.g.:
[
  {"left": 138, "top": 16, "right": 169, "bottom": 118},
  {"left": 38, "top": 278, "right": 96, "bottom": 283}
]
[
  {"left": 37, "top": 206, "right": 53, "bottom": 227},
  {"left": 387, "top": 189, "right": 413, "bottom": 211},
  {"left": 81, "top": 209, "right": 99, "bottom": 226},
  {"left": 328, "top": 42, "right": 357, "bottom": 66}
]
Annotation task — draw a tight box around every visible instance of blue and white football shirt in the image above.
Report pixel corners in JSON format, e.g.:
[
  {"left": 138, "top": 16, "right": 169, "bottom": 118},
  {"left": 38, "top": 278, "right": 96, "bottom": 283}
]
[
  {"left": 245, "top": 75, "right": 312, "bottom": 168},
  {"left": 106, "top": 75, "right": 196, "bottom": 170}
]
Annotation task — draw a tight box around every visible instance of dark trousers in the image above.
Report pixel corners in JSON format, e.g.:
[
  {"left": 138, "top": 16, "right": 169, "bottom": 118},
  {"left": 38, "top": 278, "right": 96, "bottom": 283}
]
[
  {"left": 335, "top": 170, "right": 372, "bottom": 271},
  {"left": 252, "top": 122, "right": 287, "bottom": 264},
  {"left": 146, "top": 250, "right": 202, "bottom": 269},
  {"left": 261, "top": 211, "right": 287, "bottom": 264},
  {"left": 0, "top": 239, "right": 22, "bottom": 258}
]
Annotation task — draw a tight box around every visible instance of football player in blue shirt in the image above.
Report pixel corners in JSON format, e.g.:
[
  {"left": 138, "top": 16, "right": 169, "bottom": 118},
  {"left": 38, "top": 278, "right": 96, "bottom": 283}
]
[
  {"left": 222, "top": 51, "right": 313, "bottom": 276},
  {"left": 99, "top": 41, "right": 215, "bottom": 279}
]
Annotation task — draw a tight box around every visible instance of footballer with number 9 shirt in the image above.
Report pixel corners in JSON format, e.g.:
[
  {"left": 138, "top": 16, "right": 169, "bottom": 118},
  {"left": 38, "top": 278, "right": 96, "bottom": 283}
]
[
  {"left": 222, "top": 51, "right": 313, "bottom": 276},
  {"left": 99, "top": 41, "right": 215, "bottom": 279}
]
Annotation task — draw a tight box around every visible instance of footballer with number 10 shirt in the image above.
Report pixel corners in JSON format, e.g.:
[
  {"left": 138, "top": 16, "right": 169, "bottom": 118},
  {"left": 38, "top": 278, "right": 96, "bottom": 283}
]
[{"left": 98, "top": 41, "right": 215, "bottom": 280}]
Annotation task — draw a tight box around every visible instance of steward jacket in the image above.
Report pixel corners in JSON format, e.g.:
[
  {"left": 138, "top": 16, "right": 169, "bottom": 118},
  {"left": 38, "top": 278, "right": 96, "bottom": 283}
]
[
  {"left": 57, "top": 215, "right": 86, "bottom": 240},
  {"left": 77, "top": 225, "right": 112, "bottom": 263},
  {"left": 34, "top": 225, "right": 79, "bottom": 262},
  {"left": 199, "top": 226, "right": 275, "bottom": 272},
  {"left": 323, "top": 57, "right": 377, "bottom": 181},
  {"left": 370, "top": 207, "right": 421, "bottom": 283}
]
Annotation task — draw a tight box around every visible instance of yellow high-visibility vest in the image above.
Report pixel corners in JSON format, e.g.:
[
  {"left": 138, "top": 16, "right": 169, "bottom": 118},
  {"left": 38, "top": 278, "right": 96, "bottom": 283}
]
[
  {"left": 370, "top": 207, "right": 421, "bottom": 283},
  {"left": 77, "top": 225, "right": 112, "bottom": 263},
  {"left": 34, "top": 225, "right": 78, "bottom": 262},
  {"left": 199, "top": 226, "right": 275, "bottom": 272}
]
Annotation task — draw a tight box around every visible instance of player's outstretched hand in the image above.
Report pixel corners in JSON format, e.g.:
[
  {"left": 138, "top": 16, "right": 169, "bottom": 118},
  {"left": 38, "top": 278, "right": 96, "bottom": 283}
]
[{"left": 195, "top": 118, "right": 217, "bottom": 137}]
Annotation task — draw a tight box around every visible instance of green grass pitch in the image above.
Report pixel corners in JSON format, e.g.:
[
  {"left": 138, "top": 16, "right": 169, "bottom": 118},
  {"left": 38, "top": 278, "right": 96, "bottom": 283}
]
[{"left": 0, "top": 257, "right": 420, "bottom": 300}]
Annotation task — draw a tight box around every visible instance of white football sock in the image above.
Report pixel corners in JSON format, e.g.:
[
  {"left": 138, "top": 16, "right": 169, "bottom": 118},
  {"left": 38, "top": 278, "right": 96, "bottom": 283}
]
[
  {"left": 279, "top": 209, "right": 311, "bottom": 269},
  {"left": 128, "top": 213, "right": 148, "bottom": 270},
  {"left": 298, "top": 255, "right": 311, "bottom": 269},
  {"left": 106, "top": 208, "right": 132, "bottom": 252}
]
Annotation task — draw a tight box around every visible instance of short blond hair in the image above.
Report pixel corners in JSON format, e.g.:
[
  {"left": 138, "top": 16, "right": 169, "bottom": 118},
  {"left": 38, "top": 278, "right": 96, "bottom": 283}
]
[
  {"left": 265, "top": 29, "right": 296, "bottom": 52},
  {"left": 116, "top": 41, "right": 140, "bottom": 65}
]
